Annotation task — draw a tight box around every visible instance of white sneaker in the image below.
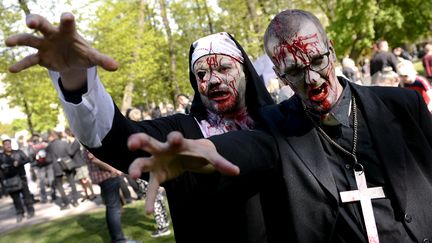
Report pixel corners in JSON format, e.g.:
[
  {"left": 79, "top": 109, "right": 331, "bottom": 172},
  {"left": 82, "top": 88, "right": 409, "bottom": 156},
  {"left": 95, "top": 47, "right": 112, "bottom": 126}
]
[{"left": 151, "top": 227, "right": 171, "bottom": 238}]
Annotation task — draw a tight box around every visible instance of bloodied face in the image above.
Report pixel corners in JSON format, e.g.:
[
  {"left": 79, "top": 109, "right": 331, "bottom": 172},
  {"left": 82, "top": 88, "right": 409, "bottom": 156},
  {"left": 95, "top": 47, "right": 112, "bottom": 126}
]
[
  {"left": 193, "top": 54, "right": 246, "bottom": 115},
  {"left": 267, "top": 20, "right": 342, "bottom": 114}
]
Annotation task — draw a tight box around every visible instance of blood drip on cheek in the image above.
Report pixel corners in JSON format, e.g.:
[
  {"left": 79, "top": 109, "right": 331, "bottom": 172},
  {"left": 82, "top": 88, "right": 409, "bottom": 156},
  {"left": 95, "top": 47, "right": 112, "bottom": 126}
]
[
  {"left": 228, "top": 78, "right": 239, "bottom": 96},
  {"left": 199, "top": 82, "right": 207, "bottom": 94}
]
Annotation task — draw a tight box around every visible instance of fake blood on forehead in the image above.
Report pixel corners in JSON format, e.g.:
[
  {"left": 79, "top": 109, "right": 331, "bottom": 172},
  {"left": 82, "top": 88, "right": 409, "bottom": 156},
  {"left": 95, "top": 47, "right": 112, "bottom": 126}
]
[
  {"left": 272, "top": 33, "right": 322, "bottom": 67},
  {"left": 206, "top": 54, "right": 219, "bottom": 69}
]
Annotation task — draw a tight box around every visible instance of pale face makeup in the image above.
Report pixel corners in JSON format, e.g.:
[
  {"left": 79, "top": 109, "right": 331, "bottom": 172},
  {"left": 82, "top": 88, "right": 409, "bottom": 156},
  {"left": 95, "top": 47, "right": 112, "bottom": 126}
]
[
  {"left": 267, "top": 21, "right": 342, "bottom": 114},
  {"left": 193, "top": 54, "right": 246, "bottom": 116}
]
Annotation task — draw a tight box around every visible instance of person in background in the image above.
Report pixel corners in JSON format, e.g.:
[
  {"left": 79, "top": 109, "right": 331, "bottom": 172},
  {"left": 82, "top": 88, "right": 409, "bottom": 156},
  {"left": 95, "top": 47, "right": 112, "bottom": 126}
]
[
  {"left": 175, "top": 94, "right": 191, "bottom": 114},
  {"left": 28, "top": 133, "right": 53, "bottom": 203},
  {"left": 86, "top": 150, "right": 141, "bottom": 243},
  {"left": 45, "top": 131, "right": 79, "bottom": 209},
  {"left": 393, "top": 47, "right": 412, "bottom": 61},
  {"left": 0, "top": 137, "right": 35, "bottom": 222},
  {"left": 370, "top": 40, "right": 398, "bottom": 76},
  {"left": 371, "top": 67, "right": 400, "bottom": 87},
  {"left": 397, "top": 59, "right": 432, "bottom": 112},
  {"left": 341, "top": 56, "right": 360, "bottom": 84},
  {"left": 65, "top": 128, "right": 96, "bottom": 202},
  {"left": 422, "top": 43, "right": 432, "bottom": 83}
]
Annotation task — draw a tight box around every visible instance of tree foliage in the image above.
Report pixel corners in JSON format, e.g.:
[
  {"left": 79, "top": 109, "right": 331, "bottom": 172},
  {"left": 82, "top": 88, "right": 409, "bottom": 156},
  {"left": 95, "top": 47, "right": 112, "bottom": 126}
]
[{"left": 0, "top": 2, "right": 60, "bottom": 134}]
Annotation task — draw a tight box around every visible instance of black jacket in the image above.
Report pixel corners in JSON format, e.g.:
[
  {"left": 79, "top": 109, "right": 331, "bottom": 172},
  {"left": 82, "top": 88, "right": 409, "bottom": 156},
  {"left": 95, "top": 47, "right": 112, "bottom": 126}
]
[
  {"left": 46, "top": 139, "right": 71, "bottom": 176},
  {"left": 370, "top": 51, "right": 398, "bottom": 76},
  {"left": 0, "top": 150, "right": 30, "bottom": 179},
  {"left": 210, "top": 82, "right": 432, "bottom": 242}
]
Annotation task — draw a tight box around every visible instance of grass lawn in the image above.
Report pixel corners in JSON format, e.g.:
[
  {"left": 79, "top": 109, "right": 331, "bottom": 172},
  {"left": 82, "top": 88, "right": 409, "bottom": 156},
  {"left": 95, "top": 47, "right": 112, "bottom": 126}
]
[{"left": 0, "top": 201, "right": 175, "bottom": 243}]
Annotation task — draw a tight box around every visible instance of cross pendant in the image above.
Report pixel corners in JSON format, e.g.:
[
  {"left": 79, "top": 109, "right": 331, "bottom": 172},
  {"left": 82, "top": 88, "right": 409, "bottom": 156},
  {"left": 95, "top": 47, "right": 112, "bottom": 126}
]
[{"left": 339, "top": 170, "right": 386, "bottom": 243}]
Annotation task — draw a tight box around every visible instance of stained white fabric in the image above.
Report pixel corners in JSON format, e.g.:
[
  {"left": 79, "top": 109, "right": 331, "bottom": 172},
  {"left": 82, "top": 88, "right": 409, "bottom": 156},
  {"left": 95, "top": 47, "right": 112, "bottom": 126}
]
[
  {"left": 191, "top": 32, "right": 243, "bottom": 69},
  {"left": 49, "top": 67, "right": 114, "bottom": 148}
]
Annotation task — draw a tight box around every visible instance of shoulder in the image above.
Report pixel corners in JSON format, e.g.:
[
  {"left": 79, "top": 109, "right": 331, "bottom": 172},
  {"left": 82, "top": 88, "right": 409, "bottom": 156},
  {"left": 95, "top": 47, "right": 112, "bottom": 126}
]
[{"left": 353, "top": 84, "right": 422, "bottom": 112}]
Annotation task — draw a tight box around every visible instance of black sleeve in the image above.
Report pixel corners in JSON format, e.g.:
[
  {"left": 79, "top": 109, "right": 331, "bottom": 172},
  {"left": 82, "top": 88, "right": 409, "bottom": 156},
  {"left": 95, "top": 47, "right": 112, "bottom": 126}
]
[
  {"left": 58, "top": 78, "right": 88, "bottom": 104},
  {"left": 17, "top": 150, "right": 30, "bottom": 166},
  {"left": 208, "top": 130, "right": 279, "bottom": 196},
  {"left": 88, "top": 103, "right": 198, "bottom": 174},
  {"left": 68, "top": 140, "right": 80, "bottom": 157}
]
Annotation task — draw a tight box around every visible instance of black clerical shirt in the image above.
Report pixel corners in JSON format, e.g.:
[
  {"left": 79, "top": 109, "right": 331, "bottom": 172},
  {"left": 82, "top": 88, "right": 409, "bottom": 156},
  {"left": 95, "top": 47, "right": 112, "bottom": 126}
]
[{"left": 317, "top": 79, "right": 413, "bottom": 242}]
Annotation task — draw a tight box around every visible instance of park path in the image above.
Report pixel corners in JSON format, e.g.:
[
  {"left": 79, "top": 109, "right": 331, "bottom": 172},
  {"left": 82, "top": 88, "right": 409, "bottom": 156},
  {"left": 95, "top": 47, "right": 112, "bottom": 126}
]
[{"left": 0, "top": 185, "right": 105, "bottom": 235}]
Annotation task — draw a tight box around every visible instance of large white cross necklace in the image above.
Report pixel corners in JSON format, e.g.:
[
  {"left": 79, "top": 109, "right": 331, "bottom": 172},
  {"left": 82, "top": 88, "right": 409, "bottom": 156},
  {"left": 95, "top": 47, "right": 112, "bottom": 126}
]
[{"left": 304, "top": 96, "right": 385, "bottom": 243}]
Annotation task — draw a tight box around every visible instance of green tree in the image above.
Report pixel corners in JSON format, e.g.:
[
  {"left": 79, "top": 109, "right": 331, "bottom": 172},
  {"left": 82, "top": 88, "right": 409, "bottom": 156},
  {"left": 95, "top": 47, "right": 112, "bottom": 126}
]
[
  {"left": 325, "top": 0, "right": 378, "bottom": 61},
  {"left": 0, "top": 2, "right": 60, "bottom": 134},
  {"left": 90, "top": 0, "right": 171, "bottom": 109}
]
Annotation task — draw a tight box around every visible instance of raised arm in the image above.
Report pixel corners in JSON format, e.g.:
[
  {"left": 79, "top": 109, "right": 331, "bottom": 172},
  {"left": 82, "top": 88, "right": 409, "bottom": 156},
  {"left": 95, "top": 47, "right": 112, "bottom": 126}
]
[
  {"left": 5, "top": 12, "right": 117, "bottom": 90},
  {"left": 6, "top": 13, "right": 121, "bottom": 149}
]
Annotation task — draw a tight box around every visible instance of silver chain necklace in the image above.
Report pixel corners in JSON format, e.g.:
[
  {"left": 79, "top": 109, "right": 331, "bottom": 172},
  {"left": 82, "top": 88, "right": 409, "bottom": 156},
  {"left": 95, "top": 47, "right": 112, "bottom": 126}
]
[{"left": 302, "top": 96, "right": 359, "bottom": 165}]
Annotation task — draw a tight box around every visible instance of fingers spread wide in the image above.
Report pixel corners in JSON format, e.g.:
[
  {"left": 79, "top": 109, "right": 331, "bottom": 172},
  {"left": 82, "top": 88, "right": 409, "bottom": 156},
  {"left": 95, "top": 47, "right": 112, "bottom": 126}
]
[
  {"left": 59, "top": 12, "right": 76, "bottom": 34},
  {"left": 128, "top": 133, "right": 164, "bottom": 154},
  {"left": 92, "top": 52, "right": 118, "bottom": 71},
  {"left": 144, "top": 176, "right": 161, "bottom": 214},
  {"left": 9, "top": 54, "right": 39, "bottom": 73},
  {"left": 128, "top": 157, "right": 154, "bottom": 179},
  {"left": 26, "top": 14, "right": 56, "bottom": 36},
  {"left": 5, "top": 33, "right": 42, "bottom": 48}
]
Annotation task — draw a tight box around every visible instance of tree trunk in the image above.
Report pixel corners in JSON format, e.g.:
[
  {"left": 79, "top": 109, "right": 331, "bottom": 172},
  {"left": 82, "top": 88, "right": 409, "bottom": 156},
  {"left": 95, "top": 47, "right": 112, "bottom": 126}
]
[
  {"left": 18, "top": 0, "right": 31, "bottom": 15},
  {"left": 245, "top": 0, "right": 261, "bottom": 33},
  {"left": 202, "top": 0, "right": 215, "bottom": 34},
  {"left": 349, "top": 34, "right": 364, "bottom": 62},
  {"left": 120, "top": 0, "right": 146, "bottom": 114},
  {"left": 22, "top": 99, "right": 34, "bottom": 135},
  {"left": 159, "top": 0, "right": 179, "bottom": 104}
]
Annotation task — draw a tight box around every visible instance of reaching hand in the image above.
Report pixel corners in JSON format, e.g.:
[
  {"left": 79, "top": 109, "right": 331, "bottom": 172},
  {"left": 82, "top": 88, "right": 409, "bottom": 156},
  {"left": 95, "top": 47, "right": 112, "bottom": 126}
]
[
  {"left": 5, "top": 12, "right": 118, "bottom": 88},
  {"left": 127, "top": 131, "right": 239, "bottom": 214}
]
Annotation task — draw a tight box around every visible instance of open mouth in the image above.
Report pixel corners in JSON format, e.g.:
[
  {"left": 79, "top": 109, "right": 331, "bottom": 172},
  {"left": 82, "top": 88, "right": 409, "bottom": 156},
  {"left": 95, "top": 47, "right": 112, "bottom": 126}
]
[
  {"left": 308, "top": 83, "right": 329, "bottom": 102},
  {"left": 208, "top": 90, "right": 231, "bottom": 101}
]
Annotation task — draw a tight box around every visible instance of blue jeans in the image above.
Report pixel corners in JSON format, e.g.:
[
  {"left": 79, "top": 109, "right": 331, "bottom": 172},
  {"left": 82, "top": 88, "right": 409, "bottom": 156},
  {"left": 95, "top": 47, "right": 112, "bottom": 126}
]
[{"left": 99, "top": 177, "right": 126, "bottom": 243}]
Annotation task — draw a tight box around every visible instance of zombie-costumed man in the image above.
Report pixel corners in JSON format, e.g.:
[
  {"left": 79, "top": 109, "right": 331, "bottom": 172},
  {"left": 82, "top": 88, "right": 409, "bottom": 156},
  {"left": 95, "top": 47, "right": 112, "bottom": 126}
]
[
  {"left": 126, "top": 9, "right": 432, "bottom": 243},
  {"left": 5, "top": 12, "right": 274, "bottom": 242}
]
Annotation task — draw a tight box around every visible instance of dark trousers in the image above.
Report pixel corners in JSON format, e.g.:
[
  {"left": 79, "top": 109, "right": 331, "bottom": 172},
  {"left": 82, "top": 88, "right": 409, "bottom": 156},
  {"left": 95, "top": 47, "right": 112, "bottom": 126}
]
[
  {"left": 54, "top": 170, "right": 79, "bottom": 206},
  {"left": 54, "top": 176, "right": 69, "bottom": 206},
  {"left": 100, "top": 177, "right": 126, "bottom": 243},
  {"left": 119, "top": 175, "right": 132, "bottom": 203},
  {"left": 65, "top": 170, "right": 79, "bottom": 202},
  {"left": 9, "top": 178, "right": 34, "bottom": 216}
]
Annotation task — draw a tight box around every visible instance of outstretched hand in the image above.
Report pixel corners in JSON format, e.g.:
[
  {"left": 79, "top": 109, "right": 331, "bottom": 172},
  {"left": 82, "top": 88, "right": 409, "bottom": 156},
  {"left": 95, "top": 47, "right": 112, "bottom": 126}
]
[
  {"left": 5, "top": 13, "right": 118, "bottom": 88},
  {"left": 127, "top": 131, "right": 239, "bottom": 214}
]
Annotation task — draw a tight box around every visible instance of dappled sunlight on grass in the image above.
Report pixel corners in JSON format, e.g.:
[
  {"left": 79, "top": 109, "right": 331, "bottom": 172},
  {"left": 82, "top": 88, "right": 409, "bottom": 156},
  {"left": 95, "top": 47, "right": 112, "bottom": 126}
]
[{"left": 0, "top": 201, "right": 175, "bottom": 243}]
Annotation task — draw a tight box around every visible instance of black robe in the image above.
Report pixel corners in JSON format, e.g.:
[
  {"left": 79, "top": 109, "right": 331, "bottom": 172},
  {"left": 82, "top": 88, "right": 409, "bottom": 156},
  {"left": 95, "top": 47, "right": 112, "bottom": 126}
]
[
  {"left": 90, "top": 34, "right": 275, "bottom": 243},
  {"left": 210, "top": 82, "right": 432, "bottom": 242}
]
